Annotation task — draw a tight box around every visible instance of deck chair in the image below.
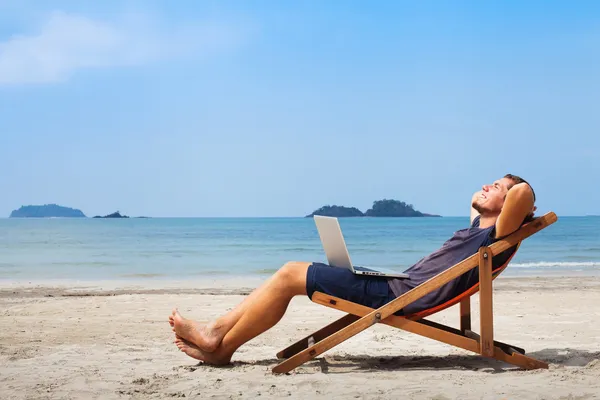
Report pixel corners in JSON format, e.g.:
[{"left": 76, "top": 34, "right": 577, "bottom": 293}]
[{"left": 273, "top": 212, "right": 558, "bottom": 373}]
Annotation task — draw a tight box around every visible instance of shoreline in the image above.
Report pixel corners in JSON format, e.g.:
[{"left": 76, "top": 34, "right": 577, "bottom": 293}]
[
  {"left": 2, "top": 274, "right": 600, "bottom": 298},
  {"left": 2, "top": 264, "right": 600, "bottom": 287}
]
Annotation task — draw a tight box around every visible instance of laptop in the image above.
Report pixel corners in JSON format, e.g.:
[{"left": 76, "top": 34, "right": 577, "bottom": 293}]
[{"left": 313, "top": 215, "right": 409, "bottom": 279}]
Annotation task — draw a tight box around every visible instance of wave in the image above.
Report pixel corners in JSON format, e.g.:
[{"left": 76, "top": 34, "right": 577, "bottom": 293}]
[
  {"left": 119, "top": 273, "right": 167, "bottom": 278},
  {"left": 253, "top": 268, "right": 279, "bottom": 275},
  {"left": 186, "top": 270, "right": 231, "bottom": 276},
  {"left": 280, "top": 247, "right": 318, "bottom": 252},
  {"left": 510, "top": 261, "right": 600, "bottom": 268}
]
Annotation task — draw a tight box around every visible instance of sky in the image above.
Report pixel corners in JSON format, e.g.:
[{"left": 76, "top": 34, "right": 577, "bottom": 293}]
[{"left": 1, "top": 0, "right": 598, "bottom": 217}]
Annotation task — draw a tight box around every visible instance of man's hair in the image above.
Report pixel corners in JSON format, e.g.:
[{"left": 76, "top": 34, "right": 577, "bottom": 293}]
[{"left": 504, "top": 173, "right": 536, "bottom": 202}]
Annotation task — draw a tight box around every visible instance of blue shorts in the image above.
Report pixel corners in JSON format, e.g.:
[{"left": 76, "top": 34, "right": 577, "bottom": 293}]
[{"left": 305, "top": 262, "right": 398, "bottom": 311}]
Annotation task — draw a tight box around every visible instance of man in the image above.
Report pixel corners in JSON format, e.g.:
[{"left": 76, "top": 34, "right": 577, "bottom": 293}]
[{"left": 168, "top": 174, "right": 537, "bottom": 365}]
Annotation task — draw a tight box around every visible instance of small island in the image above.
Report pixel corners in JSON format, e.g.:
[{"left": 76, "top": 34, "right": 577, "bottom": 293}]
[
  {"left": 9, "top": 204, "right": 86, "bottom": 218},
  {"left": 93, "top": 211, "right": 130, "bottom": 219},
  {"left": 9, "top": 204, "right": 146, "bottom": 219},
  {"left": 305, "top": 199, "right": 440, "bottom": 218},
  {"left": 305, "top": 205, "right": 364, "bottom": 218}
]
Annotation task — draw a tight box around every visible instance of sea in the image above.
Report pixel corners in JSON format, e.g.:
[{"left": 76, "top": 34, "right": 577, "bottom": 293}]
[{"left": 1, "top": 216, "right": 599, "bottom": 281}]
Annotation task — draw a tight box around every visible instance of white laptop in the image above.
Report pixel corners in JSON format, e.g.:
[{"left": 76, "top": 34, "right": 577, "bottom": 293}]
[{"left": 313, "top": 215, "right": 409, "bottom": 279}]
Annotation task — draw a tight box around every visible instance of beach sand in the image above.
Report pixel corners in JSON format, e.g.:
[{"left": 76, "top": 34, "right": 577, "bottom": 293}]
[{"left": 2, "top": 276, "right": 600, "bottom": 400}]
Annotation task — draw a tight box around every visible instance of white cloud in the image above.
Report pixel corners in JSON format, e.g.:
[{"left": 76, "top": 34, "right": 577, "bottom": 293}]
[{"left": 0, "top": 11, "right": 245, "bottom": 85}]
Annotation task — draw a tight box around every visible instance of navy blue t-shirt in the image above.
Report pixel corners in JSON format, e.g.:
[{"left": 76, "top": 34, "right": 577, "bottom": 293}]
[{"left": 387, "top": 216, "right": 516, "bottom": 315}]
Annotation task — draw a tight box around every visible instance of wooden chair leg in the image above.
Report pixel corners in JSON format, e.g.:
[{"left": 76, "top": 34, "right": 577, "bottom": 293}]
[
  {"left": 310, "top": 293, "right": 548, "bottom": 371},
  {"left": 276, "top": 314, "right": 359, "bottom": 359},
  {"left": 479, "top": 246, "right": 494, "bottom": 357},
  {"left": 463, "top": 330, "right": 525, "bottom": 356},
  {"left": 405, "top": 318, "right": 548, "bottom": 370},
  {"left": 460, "top": 297, "right": 471, "bottom": 333},
  {"left": 421, "top": 319, "right": 525, "bottom": 355}
]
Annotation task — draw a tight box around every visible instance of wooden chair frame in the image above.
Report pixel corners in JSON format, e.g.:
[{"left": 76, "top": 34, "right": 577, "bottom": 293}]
[{"left": 273, "top": 212, "right": 558, "bottom": 374}]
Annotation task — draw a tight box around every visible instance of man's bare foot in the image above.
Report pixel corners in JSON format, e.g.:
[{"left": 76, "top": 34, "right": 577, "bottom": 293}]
[
  {"left": 174, "top": 335, "right": 231, "bottom": 365},
  {"left": 169, "top": 309, "right": 224, "bottom": 352},
  {"left": 174, "top": 336, "right": 204, "bottom": 361}
]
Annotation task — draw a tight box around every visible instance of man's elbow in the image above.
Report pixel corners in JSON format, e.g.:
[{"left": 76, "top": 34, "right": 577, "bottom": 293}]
[{"left": 509, "top": 183, "right": 535, "bottom": 205}]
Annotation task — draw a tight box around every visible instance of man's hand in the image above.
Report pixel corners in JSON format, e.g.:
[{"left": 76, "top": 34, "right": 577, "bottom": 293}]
[{"left": 528, "top": 205, "right": 538, "bottom": 220}]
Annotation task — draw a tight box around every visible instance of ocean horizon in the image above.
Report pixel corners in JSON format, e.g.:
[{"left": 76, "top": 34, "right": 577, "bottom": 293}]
[{"left": 1, "top": 215, "right": 599, "bottom": 281}]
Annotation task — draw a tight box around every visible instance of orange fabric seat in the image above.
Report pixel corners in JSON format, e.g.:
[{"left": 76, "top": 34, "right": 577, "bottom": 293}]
[{"left": 406, "top": 243, "right": 521, "bottom": 320}]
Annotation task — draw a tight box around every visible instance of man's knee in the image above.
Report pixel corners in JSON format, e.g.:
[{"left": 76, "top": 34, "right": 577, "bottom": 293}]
[
  {"left": 276, "top": 261, "right": 310, "bottom": 293},
  {"left": 279, "top": 261, "right": 309, "bottom": 278}
]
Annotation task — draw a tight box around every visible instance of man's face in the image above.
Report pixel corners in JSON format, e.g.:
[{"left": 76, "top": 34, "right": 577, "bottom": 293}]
[{"left": 472, "top": 177, "right": 513, "bottom": 215}]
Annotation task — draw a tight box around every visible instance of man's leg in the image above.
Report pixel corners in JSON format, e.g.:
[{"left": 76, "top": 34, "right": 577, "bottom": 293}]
[
  {"left": 169, "top": 265, "right": 284, "bottom": 352},
  {"left": 171, "top": 261, "right": 310, "bottom": 362}
]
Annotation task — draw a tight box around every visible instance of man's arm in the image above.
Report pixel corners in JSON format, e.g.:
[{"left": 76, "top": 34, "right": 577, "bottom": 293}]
[
  {"left": 494, "top": 183, "right": 536, "bottom": 238},
  {"left": 470, "top": 192, "right": 480, "bottom": 225}
]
